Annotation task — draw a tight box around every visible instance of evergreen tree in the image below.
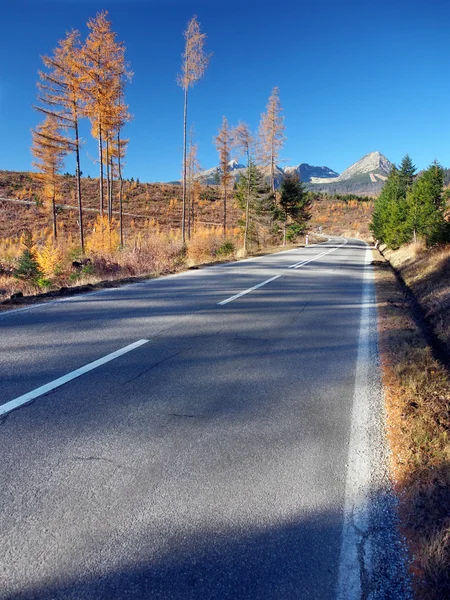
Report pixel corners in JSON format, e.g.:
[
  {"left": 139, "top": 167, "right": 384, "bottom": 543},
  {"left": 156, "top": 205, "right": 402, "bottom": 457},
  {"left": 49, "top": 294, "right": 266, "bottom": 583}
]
[
  {"left": 15, "top": 231, "right": 43, "bottom": 283},
  {"left": 406, "top": 162, "right": 449, "bottom": 245},
  {"left": 235, "top": 162, "right": 276, "bottom": 249},
  {"left": 371, "top": 164, "right": 409, "bottom": 248},
  {"left": 233, "top": 121, "right": 254, "bottom": 255},
  {"left": 279, "top": 172, "right": 310, "bottom": 245},
  {"left": 398, "top": 153, "right": 416, "bottom": 197}
]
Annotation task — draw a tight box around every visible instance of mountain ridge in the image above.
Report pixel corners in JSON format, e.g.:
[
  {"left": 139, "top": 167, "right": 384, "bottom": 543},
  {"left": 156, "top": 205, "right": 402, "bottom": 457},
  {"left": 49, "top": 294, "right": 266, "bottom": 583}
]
[{"left": 194, "top": 150, "right": 393, "bottom": 196}]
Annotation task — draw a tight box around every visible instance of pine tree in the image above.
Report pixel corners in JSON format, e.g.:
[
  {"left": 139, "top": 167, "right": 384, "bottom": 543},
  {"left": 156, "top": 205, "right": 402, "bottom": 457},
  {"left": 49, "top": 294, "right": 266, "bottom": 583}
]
[
  {"left": 398, "top": 153, "right": 416, "bottom": 197},
  {"left": 235, "top": 162, "right": 276, "bottom": 249},
  {"left": 15, "top": 231, "right": 43, "bottom": 283},
  {"left": 258, "top": 87, "right": 285, "bottom": 194},
  {"left": 406, "top": 162, "right": 448, "bottom": 245},
  {"left": 214, "top": 117, "right": 233, "bottom": 237},
  {"left": 371, "top": 165, "right": 409, "bottom": 248},
  {"left": 279, "top": 172, "right": 310, "bottom": 245},
  {"left": 178, "top": 16, "right": 210, "bottom": 243}
]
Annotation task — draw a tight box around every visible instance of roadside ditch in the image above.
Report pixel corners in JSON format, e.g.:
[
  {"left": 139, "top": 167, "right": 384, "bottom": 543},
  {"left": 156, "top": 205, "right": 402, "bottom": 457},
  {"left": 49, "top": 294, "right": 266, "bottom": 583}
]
[{"left": 373, "top": 244, "right": 450, "bottom": 599}]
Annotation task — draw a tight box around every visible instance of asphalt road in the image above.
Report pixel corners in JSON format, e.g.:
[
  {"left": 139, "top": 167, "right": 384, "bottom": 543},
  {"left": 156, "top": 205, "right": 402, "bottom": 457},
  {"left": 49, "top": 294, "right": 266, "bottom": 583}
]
[{"left": 0, "top": 238, "right": 410, "bottom": 599}]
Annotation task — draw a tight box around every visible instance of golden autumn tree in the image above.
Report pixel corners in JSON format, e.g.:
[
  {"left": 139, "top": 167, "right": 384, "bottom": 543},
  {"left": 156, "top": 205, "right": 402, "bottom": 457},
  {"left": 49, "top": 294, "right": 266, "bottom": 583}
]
[
  {"left": 214, "top": 116, "right": 233, "bottom": 237},
  {"left": 233, "top": 121, "right": 254, "bottom": 254},
  {"left": 81, "top": 10, "right": 132, "bottom": 217},
  {"left": 37, "top": 29, "right": 85, "bottom": 251},
  {"left": 258, "top": 87, "right": 286, "bottom": 194},
  {"left": 178, "top": 15, "right": 210, "bottom": 243},
  {"left": 31, "top": 115, "right": 72, "bottom": 240}
]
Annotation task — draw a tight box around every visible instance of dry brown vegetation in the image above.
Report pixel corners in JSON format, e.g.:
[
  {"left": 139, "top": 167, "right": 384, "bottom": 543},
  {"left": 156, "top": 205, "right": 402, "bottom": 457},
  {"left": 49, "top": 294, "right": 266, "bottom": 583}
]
[
  {"left": 384, "top": 242, "right": 450, "bottom": 356},
  {"left": 0, "top": 170, "right": 375, "bottom": 305},
  {"left": 309, "top": 196, "right": 374, "bottom": 240},
  {"left": 374, "top": 244, "right": 450, "bottom": 599}
]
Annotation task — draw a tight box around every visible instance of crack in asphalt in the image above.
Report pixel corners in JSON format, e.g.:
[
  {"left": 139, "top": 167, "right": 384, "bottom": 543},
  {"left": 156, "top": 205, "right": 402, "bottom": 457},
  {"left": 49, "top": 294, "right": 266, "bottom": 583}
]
[
  {"left": 121, "top": 349, "right": 191, "bottom": 385},
  {"left": 168, "top": 413, "right": 196, "bottom": 418}
]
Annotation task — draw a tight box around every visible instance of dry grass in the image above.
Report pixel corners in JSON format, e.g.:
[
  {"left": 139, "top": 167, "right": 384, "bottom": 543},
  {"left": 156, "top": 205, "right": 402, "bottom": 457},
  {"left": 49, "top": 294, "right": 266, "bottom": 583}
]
[
  {"left": 384, "top": 243, "right": 450, "bottom": 355},
  {"left": 309, "top": 196, "right": 374, "bottom": 240},
  {"left": 373, "top": 249, "right": 450, "bottom": 599}
]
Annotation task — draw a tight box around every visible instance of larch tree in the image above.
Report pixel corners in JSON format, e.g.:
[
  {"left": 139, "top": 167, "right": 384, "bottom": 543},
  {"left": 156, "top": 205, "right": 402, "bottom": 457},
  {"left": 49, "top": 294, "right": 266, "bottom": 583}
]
[
  {"left": 233, "top": 121, "right": 254, "bottom": 254},
  {"left": 186, "top": 126, "right": 201, "bottom": 239},
  {"left": 81, "top": 10, "right": 132, "bottom": 218},
  {"left": 258, "top": 87, "right": 286, "bottom": 194},
  {"left": 31, "top": 115, "right": 73, "bottom": 240},
  {"left": 112, "top": 120, "right": 129, "bottom": 246},
  {"left": 37, "top": 29, "right": 86, "bottom": 252},
  {"left": 214, "top": 116, "right": 233, "bottom": 237},
  {"left": 178, "top": 15, "right": 210, "bottom": 243},
  {"left": 106, "top": 95, "right": 132, "bottom": 224}
]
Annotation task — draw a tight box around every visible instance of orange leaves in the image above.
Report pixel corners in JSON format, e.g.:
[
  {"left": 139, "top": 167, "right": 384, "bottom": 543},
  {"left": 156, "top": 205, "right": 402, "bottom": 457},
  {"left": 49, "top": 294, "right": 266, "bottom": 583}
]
[
  {"left": 82, "top": 10, "right": 132, "bottom": 132},
  {"left": 85, "top": 215, "right": 120, "bottom": 254},
  {"left": 258, "top": 87, "right": 285, "bottom": 193},
  {"left": 178, "top": 16, "right": 211, "bottom": 90}
]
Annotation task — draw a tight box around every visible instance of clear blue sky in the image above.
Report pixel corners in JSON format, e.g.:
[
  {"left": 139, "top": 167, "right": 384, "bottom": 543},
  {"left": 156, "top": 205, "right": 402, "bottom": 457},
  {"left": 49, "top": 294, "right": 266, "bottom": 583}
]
[{"left": 1, "top": 0, "right": 449, "bottom": 182}]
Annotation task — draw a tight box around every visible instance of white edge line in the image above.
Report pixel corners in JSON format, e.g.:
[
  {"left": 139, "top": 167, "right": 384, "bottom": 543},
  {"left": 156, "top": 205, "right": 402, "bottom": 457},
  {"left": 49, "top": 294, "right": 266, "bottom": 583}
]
[
  {"left": 336, "top": 244, "right": 374, "bottom": 599},
  {"left": 218, "top": 275, "right": 281, "bottom": 306},
  {"left": 0, "top": 339, "right": 149, "bottom": 417}
]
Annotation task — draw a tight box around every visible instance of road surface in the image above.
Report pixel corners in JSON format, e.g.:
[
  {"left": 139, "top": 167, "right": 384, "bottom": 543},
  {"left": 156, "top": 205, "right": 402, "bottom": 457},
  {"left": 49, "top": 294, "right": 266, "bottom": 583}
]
[{"left": 0, "top": 238, "right": 409, "bottom": 599}]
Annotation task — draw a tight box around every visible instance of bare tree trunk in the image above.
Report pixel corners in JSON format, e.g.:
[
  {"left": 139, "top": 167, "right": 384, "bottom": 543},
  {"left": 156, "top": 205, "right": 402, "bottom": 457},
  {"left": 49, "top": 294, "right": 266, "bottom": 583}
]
[
  {"left": 223, "top": 185, "right": 227, "bottom": 238},
  {"left": 283, "top": 208, "right": 287, "bottom": 246},
  {"left": 74, "top": 119, "right": 84, "bottom": 253},
  {"left": 244, "top": 154, "right": 251, "bottom": 255},
  {"left": 271, "top": 151, "right": 275, "bottom": 195},
  {"left": 191, "top": 186, "right": 195, "bottom": 236},
  {"left": 98, "top": 121, "right": 104, "bottom": 217},
  {"left": 52, "top": 182, "right": 57, "bottom": 241},
  {"left": 117, "top": 131, "right": 124, "bottom": 247},
  {"left": 110, "top": 156, "right": 114, "bottom": 220},
  {"left": 106, "top": 136, "right": 111, "bottom": 221},
  {"left": 181, "top": 86, "right": 188, "bottom": 243}
]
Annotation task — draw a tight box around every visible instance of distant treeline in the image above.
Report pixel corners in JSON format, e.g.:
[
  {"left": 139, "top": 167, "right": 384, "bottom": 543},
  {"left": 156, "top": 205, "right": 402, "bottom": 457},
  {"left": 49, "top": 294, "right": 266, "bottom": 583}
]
[{"left": 309, "top": 191, "right": 373, "bottom": 203}]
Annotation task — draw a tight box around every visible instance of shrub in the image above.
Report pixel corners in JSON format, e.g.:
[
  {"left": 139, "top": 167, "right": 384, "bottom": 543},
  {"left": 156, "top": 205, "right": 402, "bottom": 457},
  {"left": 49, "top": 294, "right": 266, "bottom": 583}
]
[
  {"left": 216, "top": 240, "right": 235, "bottom": 258},
  {"left": 14, "top": 231, "right": 42, "bottom": 283}
]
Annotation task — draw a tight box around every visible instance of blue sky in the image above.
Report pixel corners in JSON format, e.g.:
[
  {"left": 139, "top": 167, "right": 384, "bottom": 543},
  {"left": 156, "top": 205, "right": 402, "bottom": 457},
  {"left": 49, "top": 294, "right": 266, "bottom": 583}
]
[{"left": 1, "top": 0, "right": 449, "bottom": 182}]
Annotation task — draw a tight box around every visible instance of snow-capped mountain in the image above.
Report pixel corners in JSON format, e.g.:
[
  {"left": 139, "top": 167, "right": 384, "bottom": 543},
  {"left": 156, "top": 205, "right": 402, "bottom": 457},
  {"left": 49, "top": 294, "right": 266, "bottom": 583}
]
[
  {"left": 198, "top": 159, "right": 245, "bottom": 183},
  {"left": 284, "top": 163, "right": 339, "bottom": 182},
  {"left": 197, "top": 160, "right": 338, "bottom": 185},
  {"left": 191, "top": 151, "right": 393, "bottom": 195}
]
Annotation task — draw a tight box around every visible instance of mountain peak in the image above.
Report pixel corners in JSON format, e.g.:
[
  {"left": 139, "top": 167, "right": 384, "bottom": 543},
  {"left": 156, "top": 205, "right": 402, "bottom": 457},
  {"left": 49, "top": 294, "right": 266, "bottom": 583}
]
[{"left": 337, "top": 151, "right": 392, "bottom": 182}]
